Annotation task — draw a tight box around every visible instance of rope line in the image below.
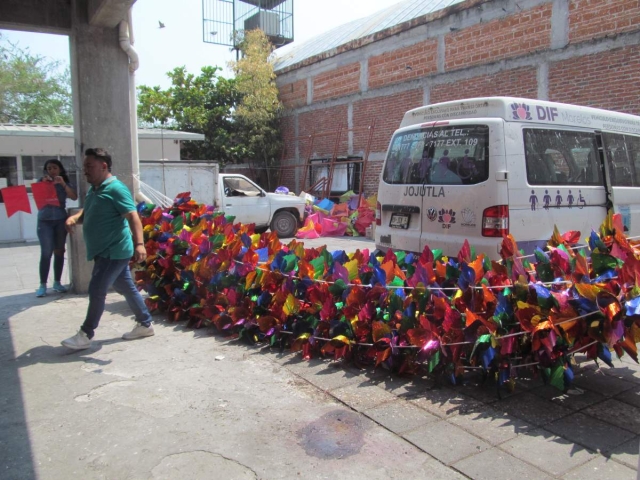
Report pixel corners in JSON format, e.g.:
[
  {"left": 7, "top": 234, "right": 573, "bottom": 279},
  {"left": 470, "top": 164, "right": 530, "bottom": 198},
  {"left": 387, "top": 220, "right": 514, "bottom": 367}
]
[
  {"left": 213, "top": 309, "right": 603, "bottom": 351},
  {"left": 134, "top": 174, "right": 173, "bottom": 208}
]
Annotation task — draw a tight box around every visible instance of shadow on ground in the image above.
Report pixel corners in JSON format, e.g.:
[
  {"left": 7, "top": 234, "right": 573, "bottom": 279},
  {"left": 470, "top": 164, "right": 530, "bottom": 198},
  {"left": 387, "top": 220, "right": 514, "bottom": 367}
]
[{"left": 0, "top": 309, "right": 37, "bottom": 480}]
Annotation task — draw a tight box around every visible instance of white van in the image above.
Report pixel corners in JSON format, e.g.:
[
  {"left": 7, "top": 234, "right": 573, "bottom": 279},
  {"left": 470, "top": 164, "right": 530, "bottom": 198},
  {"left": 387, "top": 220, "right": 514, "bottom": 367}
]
[{"left": 375, "top": 97, "right": 640, "bottom": 259}]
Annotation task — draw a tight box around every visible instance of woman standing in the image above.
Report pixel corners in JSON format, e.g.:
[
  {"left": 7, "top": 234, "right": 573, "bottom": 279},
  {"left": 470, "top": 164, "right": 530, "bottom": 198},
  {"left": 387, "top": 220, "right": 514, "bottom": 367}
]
[{"left": 36, "top": 159, "right": 78, "bottom": 297}]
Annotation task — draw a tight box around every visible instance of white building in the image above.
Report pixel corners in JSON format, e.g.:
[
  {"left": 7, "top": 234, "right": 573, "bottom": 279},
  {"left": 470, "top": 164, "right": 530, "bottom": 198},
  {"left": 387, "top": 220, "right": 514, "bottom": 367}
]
[{"left": 0, "top": 124, "right": 205, "bottom": 242}]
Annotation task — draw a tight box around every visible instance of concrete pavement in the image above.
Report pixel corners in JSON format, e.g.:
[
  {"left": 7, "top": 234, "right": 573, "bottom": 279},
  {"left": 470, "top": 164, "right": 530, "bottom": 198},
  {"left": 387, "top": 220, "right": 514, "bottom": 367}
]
[{"left": 1, "top": 238, "right": 639, "bottom": 479}]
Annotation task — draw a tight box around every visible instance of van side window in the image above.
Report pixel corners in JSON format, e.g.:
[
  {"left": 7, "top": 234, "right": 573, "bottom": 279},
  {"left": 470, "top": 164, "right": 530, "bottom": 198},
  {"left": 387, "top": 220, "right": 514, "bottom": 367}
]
[
  {"left": 524, "top": 129, "right": 601, "bottom": 186},
  {"left": 382, "top": 125, "right": 489, "bottom": 185},
  {"left": 629, "top": 135, "right": 640, "bottom": 186},
  {"left": 602, "top": 132, "right": 640, "bottom": 187}
]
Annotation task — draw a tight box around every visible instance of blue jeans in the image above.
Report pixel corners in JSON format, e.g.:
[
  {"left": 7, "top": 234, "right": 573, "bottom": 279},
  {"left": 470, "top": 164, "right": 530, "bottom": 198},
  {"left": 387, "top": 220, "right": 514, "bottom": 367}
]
[
  {"left": 37, "top": 219, "right": 67, "bottom": 284},
  {"left": 81, "top": 256, "right": 152, "bottom": 339}
]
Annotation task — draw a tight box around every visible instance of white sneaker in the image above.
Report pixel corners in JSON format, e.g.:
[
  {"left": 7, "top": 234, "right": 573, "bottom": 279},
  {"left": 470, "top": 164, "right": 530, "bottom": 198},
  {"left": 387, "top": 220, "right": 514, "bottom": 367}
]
[
  {"left": 61, "top": 330, "right": 91, "bottom": 350},
  {"left": 122, "top": 323, "right": 155, "bottom": 340}
]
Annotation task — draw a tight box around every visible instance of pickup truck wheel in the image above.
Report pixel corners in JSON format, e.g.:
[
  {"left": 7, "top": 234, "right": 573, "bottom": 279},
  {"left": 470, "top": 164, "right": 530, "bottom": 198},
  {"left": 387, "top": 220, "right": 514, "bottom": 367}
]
[{"left": 271, "top": 211, "right": 297, "bottom": 238}]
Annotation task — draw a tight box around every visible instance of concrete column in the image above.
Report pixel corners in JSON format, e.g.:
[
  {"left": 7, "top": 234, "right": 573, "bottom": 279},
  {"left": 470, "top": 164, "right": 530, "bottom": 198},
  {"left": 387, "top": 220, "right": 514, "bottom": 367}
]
[
  {"left": 307, "top": 77, "right": 313, "bottom": 105},
  {"left": 359, "top": 59, "right": 368, "bottom": 93},
  {"left": 69, "top": 0, "right": 134, "bottom": 294},
  {"left": 437, "top": 35, "right": 446, "bottom": 73},
  {"left": 537, "top": 62, "right": 549, "bottom": 100},
  {"left": 347, "top": 103, "right": 353, "bottom": 155},
  {"left": 294, "top": 113, "right": 300, "bottom": 192},
  {"left": 551, "top": 0, "right": 570, "bottom": 50}
]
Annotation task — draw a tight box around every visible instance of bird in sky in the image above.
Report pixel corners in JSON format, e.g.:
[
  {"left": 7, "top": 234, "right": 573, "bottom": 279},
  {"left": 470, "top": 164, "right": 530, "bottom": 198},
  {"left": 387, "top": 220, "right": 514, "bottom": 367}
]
[{"left": 158, "top": 21, "right": 165, "bottom": 29}]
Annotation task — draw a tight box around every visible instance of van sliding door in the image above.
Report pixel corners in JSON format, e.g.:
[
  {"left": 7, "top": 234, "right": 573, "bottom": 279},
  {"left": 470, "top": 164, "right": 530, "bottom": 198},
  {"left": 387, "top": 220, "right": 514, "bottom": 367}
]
[
  {"left": 599, "top": 132, "right": 640, "bottom": 236},
  {"left": 516, "top": 128, "right": 607, "bottom": 253}
]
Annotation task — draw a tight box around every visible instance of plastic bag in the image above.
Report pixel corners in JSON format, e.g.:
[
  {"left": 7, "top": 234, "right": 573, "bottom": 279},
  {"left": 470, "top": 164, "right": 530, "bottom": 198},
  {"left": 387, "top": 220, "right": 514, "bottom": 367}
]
[
  {"left": 366, "top": 194, "right": 377, "bottom": 208},
  {"left": 354, "top": 208, "right": 375, "bottom": 235},
  {"left": 299, "top": 191, "right": 316, "bottom": 204},
  {"left": 313, "top": 198, "right": 335, "bottom": 215},
  {"left": 296, "top": 219, "right": 321, "bottom": 239},
  {"left": 320, "top": 217, "right": 347, "bottom": 237},
  {"left": 339, "top": 190, "right": 355, "bottom": 203},
  {"left": 331, "top": 203, "right": 349, "bottom": 217},
  {"left": 348, "top": 195, "right": 361, "bottom": 210}
]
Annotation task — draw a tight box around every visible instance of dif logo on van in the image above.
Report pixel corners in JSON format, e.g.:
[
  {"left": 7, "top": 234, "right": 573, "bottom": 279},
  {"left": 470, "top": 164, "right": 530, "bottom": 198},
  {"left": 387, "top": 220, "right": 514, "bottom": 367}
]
[
  {"left": 438, "top": 209, "right": 456, "bottom": 229},
  {"left": 511, "top": 102, "right": 558, "bottom": 122}
]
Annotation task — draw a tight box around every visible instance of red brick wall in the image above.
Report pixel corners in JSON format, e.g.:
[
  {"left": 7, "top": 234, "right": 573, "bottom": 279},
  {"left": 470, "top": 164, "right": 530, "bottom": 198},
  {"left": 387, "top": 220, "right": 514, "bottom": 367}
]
[
  {"left": 277, "top": 158, "right": 297, "bottom": 191},
  {"left": 353, "top": 89, "right": 423, "bottom": 153},
  {"left": 313, "top": 63, "right": 361, "bottom": 102},
  {"left": 431, "top": 67, "right": 539, "bottom": 104},
  {"left": 445, "top": 4, "right": 552, "bottom": 71},
  {"left": 350, "top": 123, "right": 376, "bottom": 161},
  {"left": 298, "top": 105, "right": 350, "bottom": 159},
  {"left": 280, "top": 79, "right": 307, "bottom": 109},
  {"left": 549, "top": 45, "right": 640, "bottom": 115},
  {"left": 280, "top": 115, "right": 297, "bottom": 162},
  {"left": 569, "top": 0, "right": 640, "bottom": 44},
  {"left": 368, "top": 39, "right": 439, "bottom": 89},
  {"left": 363, "top": 160, "right": 383, "bottom": 196}
]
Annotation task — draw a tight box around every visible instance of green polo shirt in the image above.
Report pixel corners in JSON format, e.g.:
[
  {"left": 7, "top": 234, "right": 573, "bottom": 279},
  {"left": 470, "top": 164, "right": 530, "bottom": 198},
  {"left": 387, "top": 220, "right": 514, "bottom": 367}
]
[{"left": 83, "top": 176, "right": 137, "bottom": 261}]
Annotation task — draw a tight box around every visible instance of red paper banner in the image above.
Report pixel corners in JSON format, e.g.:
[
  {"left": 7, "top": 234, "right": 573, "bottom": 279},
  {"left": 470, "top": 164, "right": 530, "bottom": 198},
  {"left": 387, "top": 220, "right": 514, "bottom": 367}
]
[
  {"left": 31, "top": 181, "right": 60, "bottom": 210},
  {"left": 1, "top": 185, "right": 31, "bottom": 217}
]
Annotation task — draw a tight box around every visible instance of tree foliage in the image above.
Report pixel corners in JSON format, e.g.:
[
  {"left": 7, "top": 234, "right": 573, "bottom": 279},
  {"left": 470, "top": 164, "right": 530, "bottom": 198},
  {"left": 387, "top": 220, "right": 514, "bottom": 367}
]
[
  {"left": 137, "top": 66, "right": 240, "bottom": 163},
  {"left": 136, "top": 30, "right": 283, "bottom": 182},
  {"left": 229, "top": 29, "right": 283, "bottom": 189},
  {"left": 0, "top": 34, "right": 73, "bottom": 124}
]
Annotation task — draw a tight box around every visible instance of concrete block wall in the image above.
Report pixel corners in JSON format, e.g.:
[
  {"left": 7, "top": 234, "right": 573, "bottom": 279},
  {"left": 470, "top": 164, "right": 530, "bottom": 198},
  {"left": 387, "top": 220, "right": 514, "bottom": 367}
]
[{"left": 276, "top": 0, "right": 640, "bottom": 197}]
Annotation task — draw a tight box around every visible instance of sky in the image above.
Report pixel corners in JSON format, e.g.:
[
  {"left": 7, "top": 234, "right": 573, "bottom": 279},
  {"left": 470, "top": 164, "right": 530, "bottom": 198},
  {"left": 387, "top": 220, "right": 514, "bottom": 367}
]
[{"left": 1, "top": 0, "right": 399, "bottom": 89}]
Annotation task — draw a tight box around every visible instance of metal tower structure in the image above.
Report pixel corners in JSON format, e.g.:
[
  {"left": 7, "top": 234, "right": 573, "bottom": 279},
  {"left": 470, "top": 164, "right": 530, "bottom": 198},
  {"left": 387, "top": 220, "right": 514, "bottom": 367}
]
[{"left": 202, "top": 0, "right": 294, "bottom": 50}]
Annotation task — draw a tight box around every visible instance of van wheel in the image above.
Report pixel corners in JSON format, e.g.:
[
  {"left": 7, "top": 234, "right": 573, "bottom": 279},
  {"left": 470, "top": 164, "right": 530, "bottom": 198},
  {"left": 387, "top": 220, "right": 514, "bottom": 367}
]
[{"left": 271, "top": 211, "right": 297, "bottom": 238}]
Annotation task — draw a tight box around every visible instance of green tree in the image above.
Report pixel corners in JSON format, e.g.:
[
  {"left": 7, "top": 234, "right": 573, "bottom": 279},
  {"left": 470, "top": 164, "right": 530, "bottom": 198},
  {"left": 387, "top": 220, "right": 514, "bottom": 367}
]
[
  {"left": 137, "top": 66, "right": 240, "bottom": 163},
  {"left": 0, "top": 34, "right": 73, "bottom": 124},
  {"left": 229, "top": 29, "right": 283, "bottom": 190}
]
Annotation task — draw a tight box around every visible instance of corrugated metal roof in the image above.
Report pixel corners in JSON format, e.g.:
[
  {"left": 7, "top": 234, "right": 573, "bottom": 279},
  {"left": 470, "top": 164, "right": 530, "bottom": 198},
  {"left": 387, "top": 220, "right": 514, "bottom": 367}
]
[
  {"left": 0, "top": 124, "right": 206, "bottom": 141},
  {"left": 274, "top": 0, "right": 465, "bottom": 72},
  {"left": 0, "top": 124, "right": 72, "bottom": 137}
]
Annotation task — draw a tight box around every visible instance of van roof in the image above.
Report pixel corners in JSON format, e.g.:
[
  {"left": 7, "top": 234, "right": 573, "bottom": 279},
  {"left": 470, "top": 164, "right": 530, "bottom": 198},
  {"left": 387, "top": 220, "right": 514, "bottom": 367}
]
[{"left": 400, "top": 97, "right": 640, "bottom": 135}]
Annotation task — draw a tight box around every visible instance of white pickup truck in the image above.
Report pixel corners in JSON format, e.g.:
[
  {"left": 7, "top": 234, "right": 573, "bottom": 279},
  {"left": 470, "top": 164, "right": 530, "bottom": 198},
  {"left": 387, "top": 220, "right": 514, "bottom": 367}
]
[
  {"left": 217, "top": 173, "right": 305, "bottom": 237},
  {"left": 140, "top": 161, "right": 306, "bottom": 237}
]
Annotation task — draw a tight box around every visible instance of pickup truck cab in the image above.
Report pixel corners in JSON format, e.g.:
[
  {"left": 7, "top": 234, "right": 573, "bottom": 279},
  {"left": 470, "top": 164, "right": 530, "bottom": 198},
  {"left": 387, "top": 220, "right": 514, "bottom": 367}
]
[
  {"left": 139, "top": 161, "right": 306, "bottom": 238},
  {"left": 218, "top": 174, "right": 306, "bottom": 237}
]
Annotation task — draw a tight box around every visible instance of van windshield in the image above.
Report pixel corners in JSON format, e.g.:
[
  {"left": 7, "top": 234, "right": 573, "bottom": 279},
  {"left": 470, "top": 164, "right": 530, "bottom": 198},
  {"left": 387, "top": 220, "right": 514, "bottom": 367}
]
[{"left": 382, "top": 124, "right": 489, "bottom": 185}]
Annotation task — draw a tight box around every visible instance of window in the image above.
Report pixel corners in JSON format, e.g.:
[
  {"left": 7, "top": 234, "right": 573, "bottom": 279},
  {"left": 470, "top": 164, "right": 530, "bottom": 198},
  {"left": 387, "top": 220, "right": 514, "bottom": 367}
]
[
  {"left": 0, "top": 157, "right": 18, "bottom": 203},
  {"left": 60, "top": 156, "right": 80, "bottom": 187},
  {"left": 602, "top": 132, "right": 640, "bottom": 187},
  {"left": 383, "top": 125, "right": 489, "bottom": 185},
  {"left": 308, "top": 157, "right": 362, "bottom": 195},
  {"left": 21, "top": 155, "right": 80, "bottom": 192},
  {"left": 524, "top": 129, "right": 601, "bottom": 185},
  {"left": 627, "top": 135, "right": 640, "bottom": 186},
  {"left": 223, "top": 177, "right": 262, "bottom": 197}
]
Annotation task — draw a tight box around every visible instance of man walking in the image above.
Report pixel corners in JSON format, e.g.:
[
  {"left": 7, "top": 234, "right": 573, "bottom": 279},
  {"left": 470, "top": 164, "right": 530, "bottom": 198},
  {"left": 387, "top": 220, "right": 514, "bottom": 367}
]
[{"left": 61, "top": 148, "right": 154, "bottom": 350}]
